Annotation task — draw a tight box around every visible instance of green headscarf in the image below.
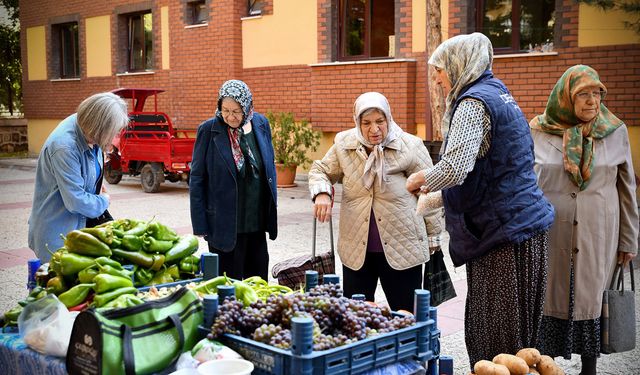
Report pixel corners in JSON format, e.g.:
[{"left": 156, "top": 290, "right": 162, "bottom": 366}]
[{"left": 530, "top": 65, "right": 623, "bottom": 190}]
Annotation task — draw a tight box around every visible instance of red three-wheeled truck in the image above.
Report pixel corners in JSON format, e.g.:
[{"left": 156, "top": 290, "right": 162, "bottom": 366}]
[{"left": 105, "top": 88, "right": 195, "bottom": 193}]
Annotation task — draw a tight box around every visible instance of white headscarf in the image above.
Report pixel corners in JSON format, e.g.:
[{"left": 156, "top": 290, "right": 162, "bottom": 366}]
[
  {"left": 353, "top": 92, "right": 404, "bottom": 191},
  {"left": 428, "top": 32, "right": 493, "bottom": 137}
]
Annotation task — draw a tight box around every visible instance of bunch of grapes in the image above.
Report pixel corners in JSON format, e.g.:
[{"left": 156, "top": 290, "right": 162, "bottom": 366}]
[{"left": 208, "top": 284, "right": 417, "bottom": 351}]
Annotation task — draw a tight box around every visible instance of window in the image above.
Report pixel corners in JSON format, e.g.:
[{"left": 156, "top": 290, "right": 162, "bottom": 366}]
[
  {"left": 477, "top": 0, "right": 555, "bottom": 53},
  {"left": 339, "top": 0, "right": 395, "bottom": 60},
  {"left": 127, "top": 12, "right": 153, "bottom": 71},
  {"left": 52, "top": 22, "right": 79, "bottom": 78},
  {"left": 248, "top": 0, "right": 265, "bottom": 16},
  {"left": 187, "top": 1, "right": 208, "bottom": 25}
]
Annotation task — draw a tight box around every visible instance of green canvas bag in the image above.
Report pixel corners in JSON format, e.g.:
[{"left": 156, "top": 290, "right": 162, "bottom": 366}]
[{"left": 67, "top": 287, "right": 203, "bottom": 375}]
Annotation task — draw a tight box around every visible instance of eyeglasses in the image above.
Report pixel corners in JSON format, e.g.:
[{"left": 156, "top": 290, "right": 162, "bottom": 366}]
[
  {"left": 576, "top": 90, "right": 605, "bottom": 101},
  {"left": 221, "top": 108, "right": 243, "bottom": 118}
]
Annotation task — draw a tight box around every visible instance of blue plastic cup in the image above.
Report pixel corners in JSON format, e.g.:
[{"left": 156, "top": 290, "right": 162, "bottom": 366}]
[
  {"left": 202, "top": 295, "right": 219, "bottom": 327},
  {"left": 323, "top": 274, "right": 340, "bottom": 284},
  {"left": 27, "top": 258, "right": 40, "bottom": 291},
  {"left": 304, "top": 270, "right": 318, "bottom": 292}
]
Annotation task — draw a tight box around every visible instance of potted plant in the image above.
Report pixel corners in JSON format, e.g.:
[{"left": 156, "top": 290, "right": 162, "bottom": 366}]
[{"left": 266, "top": 111, "right": 320, "bottom": 187}]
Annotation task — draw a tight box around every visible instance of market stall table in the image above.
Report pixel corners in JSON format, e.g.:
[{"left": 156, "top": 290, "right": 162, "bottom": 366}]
[{"left": 0, "top": 333, "right": 66, "bottom": 375}]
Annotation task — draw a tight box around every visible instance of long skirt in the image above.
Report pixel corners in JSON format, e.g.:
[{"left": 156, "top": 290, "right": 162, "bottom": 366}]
[
  {"left": 465, "top": 230, "right": 549, "bottom": 369},
  {"left": 538, "top": 256, "right": 601, "bottom": 359}
]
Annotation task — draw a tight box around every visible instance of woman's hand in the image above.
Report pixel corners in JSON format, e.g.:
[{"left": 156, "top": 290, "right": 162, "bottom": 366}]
[
  {"left": 406, "top": 171, "right": 426, "bottom": 195},
  {"left": 617, "top": 251, "right": 636, "bottom": 266},
  {"left": 313, "top": 193, "right": 332, "bottom": 223}
]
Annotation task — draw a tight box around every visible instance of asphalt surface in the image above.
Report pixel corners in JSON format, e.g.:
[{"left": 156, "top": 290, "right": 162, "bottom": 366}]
[{"left": 0, "top": 157, "right": 638, "bottom": 374}]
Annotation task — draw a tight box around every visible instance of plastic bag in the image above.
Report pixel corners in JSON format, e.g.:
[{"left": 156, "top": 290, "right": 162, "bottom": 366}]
[
  {"left": 190, "top": 338, "right": 242, "bottom": 363},
  {"left": 18, "top": 294, "right": 79, "bottom": 357}
]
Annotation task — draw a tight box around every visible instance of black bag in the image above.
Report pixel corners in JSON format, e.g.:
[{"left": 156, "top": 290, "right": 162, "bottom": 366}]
[
  {"left": 601, "top": 261, "right": 636, "bottom": 354},
  {"left": 272, "top": 217, "right": 336, "bottom": 289},
  {"left": 423, "top": 249, "right": 457, "bottom": 306},
  {"left": 86, "top": 160, "right": 114, "bottom": 228}
]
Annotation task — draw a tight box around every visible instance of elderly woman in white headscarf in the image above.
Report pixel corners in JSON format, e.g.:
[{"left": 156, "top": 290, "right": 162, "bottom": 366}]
[
  {"left": 309, "top": 91, "right": 443, "bottom": 312},
  {"left": 405, "top": 33, "right": 555, "bottom": 369}
]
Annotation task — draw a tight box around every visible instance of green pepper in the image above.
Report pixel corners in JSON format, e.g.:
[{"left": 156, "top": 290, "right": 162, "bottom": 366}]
[
  {"left": 3, "top": 305, "right": 23, "bottom": 325},
  {"left": 58, "top": 283, "right": 94, "bottom": 308},
  {"left": 80, "top": 226, "right": 113, "bottom": 245},
  {"left": 193, "top": 275, "right": 230, "bottom": 294},
  {"left": 93, "top": 273, "right": 134, "bottom": 294},
  {"left": 78, "top": 265, "right": 100, "bottom": 283},
  {"left": 124, "top": 222, "right": 147, "bottom": 237},
  {"left": 64, "top": 230, "right": 112, "bottom": 257},
  {"left": 95, "top": 257, "right": 122, "bottom": 269},
  {"left": 101, "top": 294, "right": 144, "bottom": 309},
  {"left": 60, "top": 252, "right": 96, "bottom": 276},
  {"left": 134, "top": 266, "right": 154, "bottom": 286},
  {"left": 121, "top": 234, "right": 143, "bottom": 251},
  {"left": 179, "top": 255, "right": 200, "bottom": 274},
  {"left": 148, "top": 269, "right": 175, "bottom": 286},
  {"left": 46, "top": 276, "right": 68, "bottom": 295},
  {"left": 233, "top": 280, "right": 259, "bottom": 307},
  {"left": 142, "top": 235, "right": 175, "bottom": 253},
  {"left": 109, "top": 237, "right": 123, "bottom": 249},
  {"left": 164, "top": 235, "right": 199, "bottom": 264},
  {"left": 112, "top": 249, "right": 165, "bottom": 270},
  {"left": 146, "top": 221, "right": 179, "bottom": 242},
  {"left": 49, "top": 248, "right": 66, "bottom": 275},
  {"left": 97, "top": 264, "right": 132, "bottom": 280},
  {"left": 112, "top": 228, "right": 125, "bottom": 238},
  {"left": 93, "top": 286, "right": 138, "bottom": 307}
]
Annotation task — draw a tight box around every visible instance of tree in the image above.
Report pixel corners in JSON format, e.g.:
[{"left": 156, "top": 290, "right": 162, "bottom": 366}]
[
  {"left": 578, "top": 0, "right": 640, "bottom": 34},
  {"left": 427, "top": 0, "right": 445, "bottom": 141},
  {"left": 0, "top": 0, "right": 21, "bottom": 116}
]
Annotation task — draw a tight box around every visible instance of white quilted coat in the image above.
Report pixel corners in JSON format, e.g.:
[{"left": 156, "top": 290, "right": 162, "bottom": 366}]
[{"left": 309, "top": 129, "right": 440, "bottom": 270}]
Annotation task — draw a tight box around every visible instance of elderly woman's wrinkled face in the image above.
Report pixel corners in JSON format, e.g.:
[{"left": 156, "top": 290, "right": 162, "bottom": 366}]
[
  {"left": 360, "top": 109, "right": 388, "bottom": 145},
  {"left": 433, "top": 66, "right": 452, "bottom": 96},
  {"left": 573, "top": 85, "right": 602, "bottom": 123},
  {"left": 220, "top": 97, "right": 244, "bottom": 128}
]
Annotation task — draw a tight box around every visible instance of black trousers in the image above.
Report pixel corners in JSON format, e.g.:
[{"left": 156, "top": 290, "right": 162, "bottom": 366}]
[
  {"left": 342, "top": 252, "right": 422, "bottom": 312},
  {"left": 207, "top": 232, "right": 269, "bottom": 281}
]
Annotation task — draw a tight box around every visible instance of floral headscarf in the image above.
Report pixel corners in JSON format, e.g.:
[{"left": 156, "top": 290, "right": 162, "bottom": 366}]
[
  {"left": 530, "top": 65, "right": 623, "bottom": 190},
  {"left": 428, "top": 33, "right": 493, "bottom": 137},
  {"left": 353, "top": 92, "right": 403, "bottom": 191},
  {"left": 216, "top": 79, "right": 254, "bottom": 127}
]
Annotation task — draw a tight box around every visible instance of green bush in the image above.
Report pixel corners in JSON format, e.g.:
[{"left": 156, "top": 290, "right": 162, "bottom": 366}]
[{"left": 266, "top": 111, "right": 320, "bottom": 168}]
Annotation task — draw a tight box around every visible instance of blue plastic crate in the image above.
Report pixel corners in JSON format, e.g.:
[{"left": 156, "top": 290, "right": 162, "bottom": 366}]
[{"left": 202, "top": 315, "right": 435, "bottom": 375}]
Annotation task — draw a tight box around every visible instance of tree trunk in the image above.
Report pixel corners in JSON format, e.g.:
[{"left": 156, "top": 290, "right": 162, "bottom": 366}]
[{"left": 427, "top": 0, "right": 445, "bottom": 141}]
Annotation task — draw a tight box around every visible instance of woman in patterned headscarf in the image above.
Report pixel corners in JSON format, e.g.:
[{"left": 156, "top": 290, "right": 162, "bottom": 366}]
[
  {"left": 308, "top": 92, "right": 444, "bottom": 312},
  {"left": 406, "top": 33, "right": 555, "bottom": 370},
  {"left": 190, "top": 79, "right": 278, "bottom": 280},
  {"left": 531, "top": 65, "right": 638, "bottom": 375}
]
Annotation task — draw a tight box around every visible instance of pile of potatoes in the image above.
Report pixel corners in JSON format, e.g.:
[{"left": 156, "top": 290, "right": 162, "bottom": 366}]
[{"left": 470, "top": 348, "right": 565, "bottom": 375}]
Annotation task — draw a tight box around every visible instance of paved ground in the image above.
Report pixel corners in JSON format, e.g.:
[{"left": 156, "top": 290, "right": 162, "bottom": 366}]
[{"left": 0, "top": 157, "right": 638, "bottom": 374}]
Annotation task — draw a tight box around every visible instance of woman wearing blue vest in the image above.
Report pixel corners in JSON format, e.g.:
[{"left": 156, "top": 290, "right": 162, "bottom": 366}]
[
  {"left": 29, "top": 92, "right": 129, "bottom": 262},
  {"left": 530, "top": 65, "right": 638, "bottom": 375},
  {"left": 406, "top": 33, "right": 555, "bottom": 369},
  {"left": 190, "top": 80, "right": 278, "bottom": 281}
]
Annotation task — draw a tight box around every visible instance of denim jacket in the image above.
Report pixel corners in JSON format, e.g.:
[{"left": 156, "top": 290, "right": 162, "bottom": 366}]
[{"left": 28, "top": 114, "right": 109, "bottom": 261}]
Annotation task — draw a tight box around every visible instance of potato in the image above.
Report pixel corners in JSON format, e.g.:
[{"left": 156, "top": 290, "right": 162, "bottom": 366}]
[
  {"left": 474, "top": 360, "right": 510, "bottom": 375},
  {"left": 516, "top": 348, "right": 541, "bottom": 366},
  {"left": 537, "top": 355, "right": 565, "bottom": 375},
  {"left": 528, "top": 366, "right": 540, "bottom": 375},
  {"left": 492, "top": 353, "right": 529, "bottom": 375}
]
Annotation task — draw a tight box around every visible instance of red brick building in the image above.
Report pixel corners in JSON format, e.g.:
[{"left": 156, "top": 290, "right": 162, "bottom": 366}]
[{"left": 20, "top": 0, "right": 640, "bottom": 176}]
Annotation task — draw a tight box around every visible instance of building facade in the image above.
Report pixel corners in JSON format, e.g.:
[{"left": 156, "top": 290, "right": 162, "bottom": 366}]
[{"left": 20, "top": 0, "right": 640, "bottom": 178}]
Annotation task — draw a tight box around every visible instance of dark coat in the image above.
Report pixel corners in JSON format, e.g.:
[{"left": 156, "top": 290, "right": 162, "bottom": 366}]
[{"left": 189, "top": 113, "right": 278, "bottom": 251}]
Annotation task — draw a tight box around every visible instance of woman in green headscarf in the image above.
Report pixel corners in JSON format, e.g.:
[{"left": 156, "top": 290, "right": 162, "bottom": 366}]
[{"left": 530, "top": 65, "right": 638, "bottom": 375}]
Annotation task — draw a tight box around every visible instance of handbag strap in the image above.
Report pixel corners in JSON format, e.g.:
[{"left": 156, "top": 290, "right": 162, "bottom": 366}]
[
  {"left": 122, "top": 314, "right": 185, "bottom": 375},
  {"left": 610, "top": 261, "right": 636, "bottom": 292},
  {"left": 312, "top": 216, "right": 335, "bottom": 259}
]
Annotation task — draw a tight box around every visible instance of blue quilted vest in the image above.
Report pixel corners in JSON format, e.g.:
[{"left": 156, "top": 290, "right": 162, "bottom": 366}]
[{"left": 443, "top": 71, "right": 554, "bottom": 266}]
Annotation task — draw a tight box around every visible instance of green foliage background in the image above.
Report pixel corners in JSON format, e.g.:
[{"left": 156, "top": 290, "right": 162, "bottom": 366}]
[{"left": 0, "top": 0, "right": 21, "bottom": 116}]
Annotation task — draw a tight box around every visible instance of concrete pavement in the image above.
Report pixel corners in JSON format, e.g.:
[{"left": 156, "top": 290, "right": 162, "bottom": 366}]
[{"left": 0, "top": 157, "right": 638, "bottom": 374}]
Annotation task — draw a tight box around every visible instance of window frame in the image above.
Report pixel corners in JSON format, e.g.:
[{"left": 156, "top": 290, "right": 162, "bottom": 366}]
[
  {"left": 338, "top": 0, "right": 371, "bottom": 61},
  {"left": 186, "top": 0, "right": 208, "bottom": 25},
  {"left": 126, "top": 11, "right": 153, "bottom": 72},
  {"left": 52, "top": 21, "right": 80, "bottom": 79},
  {"left": 475, "top": 0, "right": 556, "bottom": 54}
]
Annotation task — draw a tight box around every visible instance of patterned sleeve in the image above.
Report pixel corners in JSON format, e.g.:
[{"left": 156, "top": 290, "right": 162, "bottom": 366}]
[{"left": 422, "top": 98, "right": 491, "bottom": 192}]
